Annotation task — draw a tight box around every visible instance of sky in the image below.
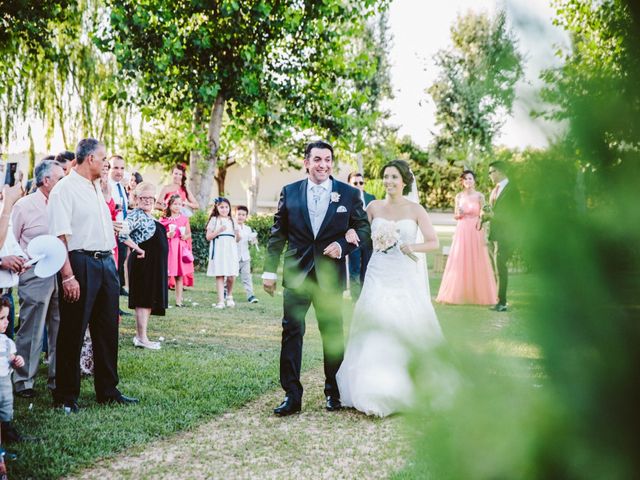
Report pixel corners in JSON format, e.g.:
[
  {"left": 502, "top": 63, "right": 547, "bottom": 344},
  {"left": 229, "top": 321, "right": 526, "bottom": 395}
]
[
  {"left": 8, "top": 0, "right": 571, "bottom": 154},
  {"left": 384, "top": 0, "right": 570, "bottom": 149}
]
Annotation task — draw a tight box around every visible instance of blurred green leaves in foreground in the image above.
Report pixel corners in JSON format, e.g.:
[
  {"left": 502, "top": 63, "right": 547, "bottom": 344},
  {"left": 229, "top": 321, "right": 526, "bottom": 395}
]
[{"left": 404, "top": 1, "right": 640, "bottom": 478}]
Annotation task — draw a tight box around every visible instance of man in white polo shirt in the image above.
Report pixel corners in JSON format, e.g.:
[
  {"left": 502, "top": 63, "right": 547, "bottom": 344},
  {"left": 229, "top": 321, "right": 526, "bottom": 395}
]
[{"left": 48, "top": 138, "right": 138, "bottom": 412}]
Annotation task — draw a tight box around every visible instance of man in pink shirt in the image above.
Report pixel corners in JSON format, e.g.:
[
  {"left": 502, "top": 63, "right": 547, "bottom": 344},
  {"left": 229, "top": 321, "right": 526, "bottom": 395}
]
[{"left": 12, "top": 160, "right": 64, "bottom": 399}]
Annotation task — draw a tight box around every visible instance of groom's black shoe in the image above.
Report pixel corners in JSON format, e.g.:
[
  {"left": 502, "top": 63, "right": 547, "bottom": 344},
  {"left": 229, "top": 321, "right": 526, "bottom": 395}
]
[
  {"left": 274, "top": 397, "right": 301, "bottom": 416},
  {"left": 325, "top": 396, "right": 342, "bottom": 412},
  {"left": 490, "top": 303, "right": 507, "bottom": 312}
]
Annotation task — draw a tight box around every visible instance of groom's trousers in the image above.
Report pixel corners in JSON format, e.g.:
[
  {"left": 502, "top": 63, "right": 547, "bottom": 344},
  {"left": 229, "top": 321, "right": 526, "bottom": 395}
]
[
  {"left": 493, "top": 239, "right": 513, "bottom": 306},
  {"left": 280, "top": 276, "right": 344, "bottom": 403}
]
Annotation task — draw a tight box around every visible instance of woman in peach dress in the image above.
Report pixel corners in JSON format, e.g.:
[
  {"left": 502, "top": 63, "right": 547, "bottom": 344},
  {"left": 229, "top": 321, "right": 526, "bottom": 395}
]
[{"left": 436, "top": 170, "right": 497, "bottom": 305}]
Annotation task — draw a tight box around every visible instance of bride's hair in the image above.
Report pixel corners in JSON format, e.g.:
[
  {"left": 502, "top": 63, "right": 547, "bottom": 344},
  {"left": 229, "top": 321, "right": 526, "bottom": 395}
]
[{"left": 382, "top": 159, "right": 414, "bottom": 195}]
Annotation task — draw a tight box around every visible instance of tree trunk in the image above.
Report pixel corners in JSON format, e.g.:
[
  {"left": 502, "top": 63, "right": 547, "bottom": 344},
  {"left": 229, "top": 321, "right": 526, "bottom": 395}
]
[
  {"left": 215, "top": 167, "right": 227, "bottom": 197},
  {"left": 190, "top": 93, "right": 225, "bottom": 209},
  {"left": 248, "top": 139, "right": 260, "bottom": 214}
]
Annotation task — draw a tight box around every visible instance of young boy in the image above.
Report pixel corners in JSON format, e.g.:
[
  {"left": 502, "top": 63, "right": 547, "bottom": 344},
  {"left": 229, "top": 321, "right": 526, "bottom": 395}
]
[
  {"left": 235, "top": 206, "right": 259, "bottom": 303},
  {"left": 0, "top": 297, "right": 24, "bottom": 446}
]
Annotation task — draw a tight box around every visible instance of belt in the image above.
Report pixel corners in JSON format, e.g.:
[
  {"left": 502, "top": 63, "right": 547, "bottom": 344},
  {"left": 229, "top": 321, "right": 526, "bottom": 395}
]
[{"left": 72, "top": 249, "right": 112, "bottom": 259}]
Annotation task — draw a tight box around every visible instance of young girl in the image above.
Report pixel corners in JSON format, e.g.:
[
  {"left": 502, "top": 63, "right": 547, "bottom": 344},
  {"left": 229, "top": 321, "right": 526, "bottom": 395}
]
[
  {"left": 206, "top": 198, "right": 239, "bottom": 309},
  {"left": 161, "top": 194, "right": 194, "bottom": 307}
]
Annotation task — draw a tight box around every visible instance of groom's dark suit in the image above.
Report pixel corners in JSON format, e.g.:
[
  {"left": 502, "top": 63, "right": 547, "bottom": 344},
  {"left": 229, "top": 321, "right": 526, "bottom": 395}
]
[
  {"left": 265, "top": 177, "right": 371, "bottom": 403},
  {"left": 488, "top": 180, "right": 521, "bottom": 307}
]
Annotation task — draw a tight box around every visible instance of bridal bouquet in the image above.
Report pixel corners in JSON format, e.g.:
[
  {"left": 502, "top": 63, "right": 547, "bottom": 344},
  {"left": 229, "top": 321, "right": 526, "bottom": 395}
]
[
  {"left": 372, "top": 221, "right": 400, "bottom": 253},
  {"left": 372, "top": 222, "right": 417, "bottom": 261}
]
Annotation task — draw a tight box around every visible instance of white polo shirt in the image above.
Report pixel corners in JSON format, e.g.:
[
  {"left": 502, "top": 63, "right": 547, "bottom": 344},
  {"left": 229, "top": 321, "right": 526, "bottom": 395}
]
[{"left": 48, "top": 169, "right": 116, "bottom": 252}]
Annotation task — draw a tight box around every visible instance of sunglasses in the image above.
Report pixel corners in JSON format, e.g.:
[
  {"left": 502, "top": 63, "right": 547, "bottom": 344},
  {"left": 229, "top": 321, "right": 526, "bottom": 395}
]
[{"left": 352, "top": 181, "right": 364, "bottom": 186}]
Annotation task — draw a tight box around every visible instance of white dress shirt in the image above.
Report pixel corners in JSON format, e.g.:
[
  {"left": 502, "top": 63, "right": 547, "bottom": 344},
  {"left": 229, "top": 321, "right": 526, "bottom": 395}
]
[
  {"left": 495, "top": 178, "right": 509, "bottom": 201},
  {"left": 236, "top": 224, "right": 257, "bottom": 262},
  {"left": 48, "top": 169, "right": 116, "bottom": 252},
  {"left": 110, "top": 179, "right": 128, "bottom": 217}
]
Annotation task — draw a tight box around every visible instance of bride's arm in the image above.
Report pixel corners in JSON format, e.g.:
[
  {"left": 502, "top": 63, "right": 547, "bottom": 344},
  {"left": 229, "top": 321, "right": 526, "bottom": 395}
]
[{"left": 401, "top": 205, "right": 439, "bottom": 254}]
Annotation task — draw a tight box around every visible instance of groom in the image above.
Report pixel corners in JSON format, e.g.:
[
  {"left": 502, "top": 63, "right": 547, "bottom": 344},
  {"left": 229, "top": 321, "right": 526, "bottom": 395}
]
[{"left": 263, "top": 140, "right": 371, "bottom": 416}]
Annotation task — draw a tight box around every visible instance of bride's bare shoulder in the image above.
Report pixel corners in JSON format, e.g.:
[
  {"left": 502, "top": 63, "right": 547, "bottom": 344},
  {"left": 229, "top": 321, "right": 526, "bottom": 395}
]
[{"left": 367, "top": 199, "right": 383, "bottom": 211}]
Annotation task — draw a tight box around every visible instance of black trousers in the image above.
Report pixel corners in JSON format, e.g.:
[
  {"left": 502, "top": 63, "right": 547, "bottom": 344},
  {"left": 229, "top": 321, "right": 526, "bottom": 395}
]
[
  {"left": 55, "top": 251, "right": 120, "bottom": 403},
  {"left": 117, "top": 240, "right": 128, "bottom": 288},
  {"left": 348, "top": 246, "right": 372, "bottom": 301},
  {"left": 280, "top": 274, "right": 344, "bottom": 403},
  {"left": 493, "top": 240, "right": 514, "bottom": 306}
]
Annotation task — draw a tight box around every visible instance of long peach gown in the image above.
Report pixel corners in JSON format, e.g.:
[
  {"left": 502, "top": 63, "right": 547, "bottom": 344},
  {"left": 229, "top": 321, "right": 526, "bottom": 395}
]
[{"left": 436, "top": 194, "right": 497, "bottom": 305}]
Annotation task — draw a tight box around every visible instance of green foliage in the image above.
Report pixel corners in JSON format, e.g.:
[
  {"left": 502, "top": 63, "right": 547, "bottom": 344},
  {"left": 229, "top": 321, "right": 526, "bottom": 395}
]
[
  {"left": 188, "top": 209, "right": 211, "bottom": 271},
  {"left": 124, "top": 121, "right": 190, "bottom": 172},
  {"left": 245, "top": 213, "right": 274, "bottom": 247},
  {"left": 363, "top": 133, "right": 503, "bottom": 209},
  {"left": 428, "top": 10, "right": 524, "bottom": 157},
  {"left": 404, "top": 2, "right": 640, "bottom": 478},
  {"left": 100, "top": 0, "right": 391, "bottom": 206},
  {"left": 540, "top": 0, "right": 640, "bottom": 156}
]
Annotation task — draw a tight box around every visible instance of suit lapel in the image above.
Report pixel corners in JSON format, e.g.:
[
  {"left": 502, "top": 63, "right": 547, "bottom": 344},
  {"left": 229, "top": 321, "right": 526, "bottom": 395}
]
[
  {"left": 299, "top": 179, "right": 314, "bottom": 235},
  {"left": 316, "top": 178, "right": 339, "bottom": 237}
]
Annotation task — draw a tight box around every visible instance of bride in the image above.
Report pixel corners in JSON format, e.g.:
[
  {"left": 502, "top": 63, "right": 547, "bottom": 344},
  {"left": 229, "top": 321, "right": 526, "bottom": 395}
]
[{"left": 336, "top": 159, "right": 444, "bottom": 417}]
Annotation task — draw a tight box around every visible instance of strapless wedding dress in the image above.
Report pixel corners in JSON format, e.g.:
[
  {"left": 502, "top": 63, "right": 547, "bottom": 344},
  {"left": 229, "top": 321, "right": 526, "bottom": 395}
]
[{"left": 336, "top": 217, "right": 444, "bottom": 417}]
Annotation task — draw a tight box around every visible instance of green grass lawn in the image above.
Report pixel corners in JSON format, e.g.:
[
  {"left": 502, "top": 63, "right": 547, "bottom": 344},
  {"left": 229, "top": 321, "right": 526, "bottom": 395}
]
[
  {"left": 9, "top": 272, "right": 326, "bottom": 479},
  {"left": 8, "top": 264, "right": 540, "bottom": 478}
]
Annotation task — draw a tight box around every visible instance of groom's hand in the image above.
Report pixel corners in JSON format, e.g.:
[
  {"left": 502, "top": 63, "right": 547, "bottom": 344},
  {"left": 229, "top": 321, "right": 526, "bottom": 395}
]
[
  {"left": 263, "top": 279, "right": 276, "bottom": 296},
  {"left": 323, "top": 242, "right": 342, "bottom": 259}
]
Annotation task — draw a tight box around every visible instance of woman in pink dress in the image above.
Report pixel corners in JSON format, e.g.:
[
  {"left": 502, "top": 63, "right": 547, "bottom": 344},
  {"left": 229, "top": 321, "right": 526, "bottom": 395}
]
[
  {"left": 156, "top": 163, "right": 199, "bottom": 288},
  {"left": 161, "top": 194, "right": 194, "bottom": 307},
  {"left": 436, "top": 170, "right": 497, "bottom": 305}
]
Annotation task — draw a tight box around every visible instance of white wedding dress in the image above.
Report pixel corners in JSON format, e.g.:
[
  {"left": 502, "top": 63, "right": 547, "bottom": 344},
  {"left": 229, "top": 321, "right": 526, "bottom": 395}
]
[{"left": 336, "top": 217, "right": 444, "bottom": 417}]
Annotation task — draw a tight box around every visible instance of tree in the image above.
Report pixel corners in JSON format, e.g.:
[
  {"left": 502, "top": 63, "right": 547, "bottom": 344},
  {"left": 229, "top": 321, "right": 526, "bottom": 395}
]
[
  {"left": 540, "top": 0, "right": 640, "bottom": 159},
  {"left": 427, "top": 10, "right": 524, "bottom": 164},
  {"left": 0, "top": 0, "right": 74, "bottom": 151},
  {"left": 1, "top": 0, "right": 131, "bottom": 154},
  {"left": 100, "top": 0, "right": 390, "bottom": 208}
]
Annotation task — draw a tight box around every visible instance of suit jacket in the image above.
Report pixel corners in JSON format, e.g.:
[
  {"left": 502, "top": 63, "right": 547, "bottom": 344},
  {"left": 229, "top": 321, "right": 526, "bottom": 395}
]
[
  {"left": 488, "top": 181, "right": 521, "bottom": 244},
  {"left": 363, "top": 191, "right": 376, "bottom": 207},
  {"left": 265, "top": 177, "right": 371, "bottom": 290}
]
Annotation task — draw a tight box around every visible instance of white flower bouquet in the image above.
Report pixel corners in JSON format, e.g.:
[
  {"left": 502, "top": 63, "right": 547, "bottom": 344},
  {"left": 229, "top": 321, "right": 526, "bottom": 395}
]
[
  {"left": 372, "top": 221, "right": 418, "bottom": 261},
  {"left": 372, "top": 221, "right": 400, "bottom": 253}
]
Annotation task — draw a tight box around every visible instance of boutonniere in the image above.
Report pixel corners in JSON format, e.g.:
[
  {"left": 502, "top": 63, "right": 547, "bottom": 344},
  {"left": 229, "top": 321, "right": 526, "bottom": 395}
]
[{"left": 330, "top": 192, "right": 341, "bottom": 203}]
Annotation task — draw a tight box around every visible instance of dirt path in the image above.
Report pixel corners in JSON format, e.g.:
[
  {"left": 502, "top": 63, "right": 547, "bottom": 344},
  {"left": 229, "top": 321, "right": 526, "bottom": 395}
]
[{"left": 69, "top": 368, "right": 409, "bottom": 479}]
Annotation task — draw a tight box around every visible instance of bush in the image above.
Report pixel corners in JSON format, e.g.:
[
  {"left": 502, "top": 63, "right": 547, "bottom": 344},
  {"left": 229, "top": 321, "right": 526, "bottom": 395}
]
[
  {"left": 189, "top": 210, "right": 210, "bottom": 271},
  {"left": 245, "top": 213, "right": 274, "bottom": 246}
]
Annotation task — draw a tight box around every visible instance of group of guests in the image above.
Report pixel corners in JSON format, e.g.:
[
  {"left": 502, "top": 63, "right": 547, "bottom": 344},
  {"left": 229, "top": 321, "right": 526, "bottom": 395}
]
[
  {"left": 0, "top": 142, "right": 140, "bottom": 457},
  {"left": 0, "top": 140, "right": 246, "bottom": 455}
]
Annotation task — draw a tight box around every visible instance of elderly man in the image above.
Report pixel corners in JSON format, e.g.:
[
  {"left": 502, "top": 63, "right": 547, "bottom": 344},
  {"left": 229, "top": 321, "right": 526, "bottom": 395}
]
[
  {"left": 49, "top": 138, "right": 138, "bottom": 412},
  {"left": 12, "top": 160, "right": 64, "bottom": 399},
  {"left": 109, "top": 155, "right": 129, "bottom": 295}
]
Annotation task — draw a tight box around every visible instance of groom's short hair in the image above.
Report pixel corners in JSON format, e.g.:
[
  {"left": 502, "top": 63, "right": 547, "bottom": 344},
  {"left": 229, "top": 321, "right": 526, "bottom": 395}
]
[{"left": 304, "top": 140, "right": 334, "bottom": 159}]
